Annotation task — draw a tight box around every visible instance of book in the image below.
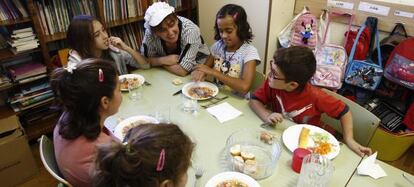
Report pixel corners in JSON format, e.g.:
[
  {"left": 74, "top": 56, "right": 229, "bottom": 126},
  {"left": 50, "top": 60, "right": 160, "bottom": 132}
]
[
  {"left": 10, "top": 96, "right": 54, "bottom": 112},
  {"left": 7, "top": 61, "right": 46, "bottom": 81},
  {"left": 17, "top": 73, "right": 47, "bottom": 84},
  {"left": 20, "top": 91, "right": 54, "bottom": 106},
  {"left": 11, "top": 32, "right": 34, "bottom": 39},
  {"left": 11, "top": 0, "right": 28, "bottom": 17},
  {"left": 9, "top": 88, "right": 52, "bottom": 104},
  {"left": 12, "top": 27, "right": 32, "bottom": 35},
  {"left": 8, "top": 39, "right": 39, "bottom": 47},
  {"left": 21, "top": 81, "right": 50, "bottom": 95}
]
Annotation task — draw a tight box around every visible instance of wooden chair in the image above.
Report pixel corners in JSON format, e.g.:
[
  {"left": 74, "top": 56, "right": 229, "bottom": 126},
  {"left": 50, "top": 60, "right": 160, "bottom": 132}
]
[
  {"left": 39, "top": 135, "right": 72, "bottom": 187},
  {"left": 250, "top": 71, "right": 265, "bottom": 92},
  {"left": 321, "top": 89, "right": 380, "bottom": 146}
]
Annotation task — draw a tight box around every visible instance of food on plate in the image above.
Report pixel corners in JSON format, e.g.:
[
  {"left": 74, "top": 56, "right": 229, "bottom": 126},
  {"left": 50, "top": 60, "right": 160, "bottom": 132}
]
[
  {"left": 230, "top": 144, "right": 241, "bottom": 156},
  {"left": 120, "top": 77, "right": 140, "bottom": 90},
  {"left": 309, "top": 132, "right": 334, "bottom": 155},
  {"left": 121, "top": 119, "right": 150, "bottom": 136},
  {"left": 172, "top": 78, "right": 183, "bottom": 85},
  {"left": 260, "top": 131, "right": 275, "bottom": 145},
  {"left": 215, "top": 179, "right": 249, "bottom": 187},
  {"left": 298, "top": 127, "right": 310, "bottom": 148},
  {"left": 188, "top": 86, "right": 214, "bottom": 99},
  {"left": 240, "top": 151, "right": 255, "bottom": 161}
]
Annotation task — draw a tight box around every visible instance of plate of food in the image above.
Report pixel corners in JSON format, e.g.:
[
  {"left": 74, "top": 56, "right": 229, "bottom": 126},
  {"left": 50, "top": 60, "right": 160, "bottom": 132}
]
[
  {"left": 182, "top": 82, "right": 219, "bottom": 100},
  {"left": 113, "top": 115, "right": 158, "bottom": 141},
  {"left": 282, "top": 124, "right": 340, "bottom": 160},
  {"left": 119, "top": 74, "right": 145, "bottom": 91},
  {"left": 205, "top": 171, "right": 260, "bottom": 187}
]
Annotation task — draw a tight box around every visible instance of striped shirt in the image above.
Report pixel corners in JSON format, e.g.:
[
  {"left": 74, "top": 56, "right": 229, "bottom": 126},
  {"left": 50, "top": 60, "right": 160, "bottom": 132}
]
[{"left": 140, "top": 16, "right": 210, "bottom": 71}]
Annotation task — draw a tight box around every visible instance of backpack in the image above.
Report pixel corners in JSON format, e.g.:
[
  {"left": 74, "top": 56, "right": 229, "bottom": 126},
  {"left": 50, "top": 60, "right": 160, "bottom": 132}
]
[
  {"left": 384, "top": 37, "right": 414, "bottom": 89},
  {"left": 344, "top": 24, "right": 371, "bottom": 60},
  {"left": 278, "top": 7, "right": 308, "bottom": 48},
  {"left": 290, "top": 11, "right": 318, "bottom": 48},
  {"left": 311, "top": 11, "right": 353, "bottom": 89}
]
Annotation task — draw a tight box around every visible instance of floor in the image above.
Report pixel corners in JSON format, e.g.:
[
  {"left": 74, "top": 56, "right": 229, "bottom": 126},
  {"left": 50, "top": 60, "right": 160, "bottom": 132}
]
[{"left": 16, "top": 142, "right": 414, "bottom": 187}]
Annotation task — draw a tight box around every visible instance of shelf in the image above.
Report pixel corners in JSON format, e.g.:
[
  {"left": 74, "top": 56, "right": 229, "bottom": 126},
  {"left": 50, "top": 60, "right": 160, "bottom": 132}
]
[
  {"left": 25, "top": 113, "right": 58, "bottom": 141},
  {"left": 0, "top": 106, "right": 16, "bottom": 118},
  {"left": 106, "top": 15, "right": 145, "bottom": 28},
  {"left": 44, "top": 32, "right": 66, "bottom": 43},
  {"left": 0, "top": 17, "right": 31, "bottom": 26},
  {"left": 0, "top": 48, "right": 41, "bottom": 62}
]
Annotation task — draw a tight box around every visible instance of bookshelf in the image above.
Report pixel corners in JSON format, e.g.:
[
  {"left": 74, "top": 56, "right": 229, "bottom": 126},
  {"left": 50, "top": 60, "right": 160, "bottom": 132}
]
[{"left": 0, "top": 0, "right": 198, "bottom": 141}]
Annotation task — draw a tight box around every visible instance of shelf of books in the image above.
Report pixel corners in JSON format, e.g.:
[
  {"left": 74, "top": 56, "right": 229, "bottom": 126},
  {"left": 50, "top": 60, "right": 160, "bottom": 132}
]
[
  {"left": 44, "top": 32, "right": 66, "bottom": 43},
  {"left": 0, "top": 17, "right": 32, "bottom": 27}
]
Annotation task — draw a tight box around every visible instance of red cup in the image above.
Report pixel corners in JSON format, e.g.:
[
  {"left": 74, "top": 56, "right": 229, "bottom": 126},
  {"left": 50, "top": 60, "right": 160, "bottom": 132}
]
[{"left": 292, "top": 148, "right": 311, "bottom": 173}]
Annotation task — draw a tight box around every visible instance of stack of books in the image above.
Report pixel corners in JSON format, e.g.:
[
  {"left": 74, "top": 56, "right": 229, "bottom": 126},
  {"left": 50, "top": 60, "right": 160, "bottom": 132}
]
[
  {"left": 9, "top": 81, "right": 54, "bottom": 112},
  {"left": 8, "top": 27, "right": 39, "bottom": 54},
  {"left": 6, "top": 60, "right": 47, "bottom": 83}
]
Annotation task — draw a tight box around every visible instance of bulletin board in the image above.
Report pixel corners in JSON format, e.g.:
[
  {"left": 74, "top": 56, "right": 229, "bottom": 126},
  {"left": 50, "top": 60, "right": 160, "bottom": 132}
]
[{"left": 294, "top": 0, "right": 414, "bottom": 35}]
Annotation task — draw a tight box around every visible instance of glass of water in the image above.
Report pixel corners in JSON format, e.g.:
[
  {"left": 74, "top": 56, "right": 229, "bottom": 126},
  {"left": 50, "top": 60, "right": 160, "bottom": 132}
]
[
  {"left": 128, "top": 83, "right": 142, "bottom": 101},
  {"left": 181, "top": 95, "right": 198, "bottom": 114},
  {"left": 154, "top": 106, "right": 171, "bottom": 124},
  {"left": 297, "top": 154, "right": 334, "bottom": 187}
]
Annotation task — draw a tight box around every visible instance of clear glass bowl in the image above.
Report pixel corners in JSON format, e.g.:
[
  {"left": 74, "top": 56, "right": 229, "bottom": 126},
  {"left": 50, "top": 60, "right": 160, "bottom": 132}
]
[{"left": 225, "top": 129, "right": 282, "bottom": 180}]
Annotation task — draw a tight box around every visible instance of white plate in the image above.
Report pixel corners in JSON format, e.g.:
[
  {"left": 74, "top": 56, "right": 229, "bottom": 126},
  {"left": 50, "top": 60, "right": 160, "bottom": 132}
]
[
  {"left": 119, "top": 74, "right": 145, "bottom": 91},
  {"left": 113, "top": 115, "right": 158, "bottom": 141},
  {"left": 282, "top": 124, "right": 340, "bottom": 160},
  {"left": 182, "top": 82, "right": 219, "bottom": 100},
  {"left": 205, "top": 171, "right": 261, "bottom": 187}
]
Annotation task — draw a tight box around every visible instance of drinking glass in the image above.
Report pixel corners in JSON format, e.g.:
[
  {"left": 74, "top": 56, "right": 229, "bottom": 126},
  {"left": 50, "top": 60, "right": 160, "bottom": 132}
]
[
  {"left": 128, "top": 83, "right": 142, "bottom": 101},
  {"left": 154, "top": 106, "right": 170, "bottom": 124},
  {"left": 181, "top": 95, "right": 198, "bottom": 114},
  {"left": 297, "top": 154, "right": 334, "bottom": 187}
]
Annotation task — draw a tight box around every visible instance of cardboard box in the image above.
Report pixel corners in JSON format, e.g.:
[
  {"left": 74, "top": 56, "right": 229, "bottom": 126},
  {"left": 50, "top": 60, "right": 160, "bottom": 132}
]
[{"left": 0, "top": 115, "right": 38, "bottom": 187}]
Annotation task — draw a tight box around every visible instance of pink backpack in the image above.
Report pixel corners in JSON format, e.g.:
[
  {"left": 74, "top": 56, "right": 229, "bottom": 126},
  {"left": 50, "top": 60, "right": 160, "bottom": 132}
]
[
  {"left": 311, "top": 11, "right": 353, "bottom": 89},
  {"left": 290, "top": 11, "right": 318, "bottom": 48}
]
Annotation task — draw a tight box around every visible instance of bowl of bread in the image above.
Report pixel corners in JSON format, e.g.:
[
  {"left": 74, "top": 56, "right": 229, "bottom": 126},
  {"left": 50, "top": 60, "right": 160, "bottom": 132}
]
[{"left": 225, "top": 129, "right": 282, "bottom": 180}]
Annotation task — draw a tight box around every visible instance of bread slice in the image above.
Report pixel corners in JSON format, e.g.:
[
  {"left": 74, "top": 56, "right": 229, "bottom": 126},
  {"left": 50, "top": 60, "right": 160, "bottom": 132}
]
[{"left": 298, "top": 127, "right": 310, "bottom": 148}]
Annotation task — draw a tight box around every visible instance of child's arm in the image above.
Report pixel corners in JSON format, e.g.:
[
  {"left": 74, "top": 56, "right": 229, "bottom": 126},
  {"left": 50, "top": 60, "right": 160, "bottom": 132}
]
[
  {"left": 340, "top": 111, "right": 372, "bottom": 157},
  {"left": 249, "top": 99, "right": 283, "bottom": 125},
  {"left": 196, "top": 60, "right": 256, "bottom": 95},
  {"left": 148, "top": 55, "right": 190, "bottom": 76},
  {"left": 109, "top": 37, "right": 148, "bottom": 66},
  {"left": 192, "top": 55, "right": 214, "bottom": 81}
]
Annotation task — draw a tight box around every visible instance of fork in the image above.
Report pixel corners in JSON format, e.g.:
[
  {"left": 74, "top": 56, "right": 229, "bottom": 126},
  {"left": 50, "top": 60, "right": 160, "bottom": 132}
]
[
  {"left": 143, "top": 81, "right": 151, "bottom": 86},
  {"left": 201, "top": 96, "right": 228, "bottom": 108},
  {"left": 193, "top": 163, "right": 204, "bottom": 187},
  {"left": 403, "top": 173, "right": 414, "bottom": 185}
]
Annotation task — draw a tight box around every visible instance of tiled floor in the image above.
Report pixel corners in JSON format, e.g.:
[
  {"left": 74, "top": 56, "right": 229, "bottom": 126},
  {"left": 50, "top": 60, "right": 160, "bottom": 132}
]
[{"left": 16, "top": 142, "right": 414, "bottom": 187}]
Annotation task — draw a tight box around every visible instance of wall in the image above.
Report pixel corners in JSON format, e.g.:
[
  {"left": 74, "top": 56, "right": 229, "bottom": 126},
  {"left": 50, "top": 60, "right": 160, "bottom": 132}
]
[{"left": 198, "top": 0, "right": 270, "bottom": 73}]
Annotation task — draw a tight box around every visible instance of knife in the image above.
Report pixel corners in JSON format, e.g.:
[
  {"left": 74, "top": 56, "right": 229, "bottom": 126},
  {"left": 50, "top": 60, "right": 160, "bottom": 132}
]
[{"left": 173, "top": 90, "right": 182, "bottom": 96}]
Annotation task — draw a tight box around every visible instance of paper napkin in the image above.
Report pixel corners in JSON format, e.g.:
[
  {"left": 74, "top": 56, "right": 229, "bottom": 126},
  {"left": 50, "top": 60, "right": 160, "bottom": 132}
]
[
  {"left": 206, "top": 102, "right": 242, "bottom": 123},
  {"left": 357, "top": 152, "right": 387, "bottom": 179}
]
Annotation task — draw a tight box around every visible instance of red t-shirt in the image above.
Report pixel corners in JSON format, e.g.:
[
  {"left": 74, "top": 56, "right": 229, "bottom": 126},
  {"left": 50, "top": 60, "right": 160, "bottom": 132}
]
[{"left": 252, "top": 79, "right": 349, "bottom": 129}]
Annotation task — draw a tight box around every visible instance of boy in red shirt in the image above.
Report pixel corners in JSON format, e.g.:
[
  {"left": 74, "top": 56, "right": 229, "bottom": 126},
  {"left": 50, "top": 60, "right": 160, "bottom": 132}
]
[{"left": 249, "top": 46, "right": 371, "bottom": 156}]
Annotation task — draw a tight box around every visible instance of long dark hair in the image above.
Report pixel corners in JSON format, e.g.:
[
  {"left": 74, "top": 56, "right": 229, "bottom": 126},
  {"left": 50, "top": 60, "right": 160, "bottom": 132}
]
[
  {"left": 214, "top": 4, "right": 253, "bottom": 43},
  {"left": 67, "top": 15, "right": 111, "bottom": 59},
  {"left": 50, "top": 59, "right": 118, "bottom": 140},
  {"left": 93, "top": 123, "right": 194, "bottom": 187}
]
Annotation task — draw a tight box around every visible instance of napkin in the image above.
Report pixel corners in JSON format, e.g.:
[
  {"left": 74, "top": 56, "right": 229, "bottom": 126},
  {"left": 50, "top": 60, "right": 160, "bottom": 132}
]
[
  {"left": 357, "top": 152, "right": 387, "bottom": 179},
  {"left": 206, "top": 102, "right": 242, "bottom": 123}
]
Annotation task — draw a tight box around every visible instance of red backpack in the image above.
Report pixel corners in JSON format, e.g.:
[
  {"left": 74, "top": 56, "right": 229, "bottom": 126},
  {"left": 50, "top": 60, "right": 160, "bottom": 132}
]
[
  {"left": 384, "top": 37, "right": 414, "bottom": 90},
  {"left": 344, "top": 26, "right": 371, "bottom": 60}
]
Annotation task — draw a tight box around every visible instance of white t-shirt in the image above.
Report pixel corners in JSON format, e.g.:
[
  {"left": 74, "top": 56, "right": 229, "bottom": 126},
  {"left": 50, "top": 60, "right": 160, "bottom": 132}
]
[{"left": 210, "top": 40, "right": 261, "bottom": 84}]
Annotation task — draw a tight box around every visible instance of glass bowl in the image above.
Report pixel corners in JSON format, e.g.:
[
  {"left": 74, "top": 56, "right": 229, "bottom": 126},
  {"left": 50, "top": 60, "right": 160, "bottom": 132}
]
[{"left": 225, "top": 129, "right": 282, "bottom": 180}]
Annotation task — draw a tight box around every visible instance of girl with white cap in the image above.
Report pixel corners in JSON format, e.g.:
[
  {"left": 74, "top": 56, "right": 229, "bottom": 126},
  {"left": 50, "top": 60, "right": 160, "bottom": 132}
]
[{"left": 141, "top": 2, "right": 210, "bottom": 77}]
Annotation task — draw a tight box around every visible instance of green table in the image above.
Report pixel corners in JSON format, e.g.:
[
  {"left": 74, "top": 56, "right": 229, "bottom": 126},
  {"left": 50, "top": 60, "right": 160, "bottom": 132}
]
[{"left": 109, "top": 68, "right": 364, "bottom": 187}]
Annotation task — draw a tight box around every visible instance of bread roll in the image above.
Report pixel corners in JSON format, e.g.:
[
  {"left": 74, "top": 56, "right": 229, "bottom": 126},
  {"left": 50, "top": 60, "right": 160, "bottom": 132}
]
[
  {"left": 298, "top": 127, "right": 310, "bottom": 148},
  {"left": 241, "top": 151, "right": 255, "bottom": 160},
  {"left": 230, "top": 144, "right": 241, "bottom": 156}
]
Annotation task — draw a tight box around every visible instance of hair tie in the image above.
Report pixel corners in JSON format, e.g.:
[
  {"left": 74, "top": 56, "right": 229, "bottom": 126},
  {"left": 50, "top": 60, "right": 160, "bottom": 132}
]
[
  {"left": 233, "top": 12, "right": 239, "bottom": 21},
  {"left": 156, "top": 149, "right": 166, "bottom": 171},
  {"left": 98, "top": 68, "right": 104, "bottom": 82},
  {"left": 64, "top": 62, "right": 77, "bottom": 74}
]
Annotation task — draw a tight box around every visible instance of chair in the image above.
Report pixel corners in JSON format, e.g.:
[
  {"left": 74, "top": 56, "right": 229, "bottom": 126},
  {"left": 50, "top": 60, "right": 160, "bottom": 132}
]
[
  {"left": 250, "top": 71, "right": 265, "bottom": 92},
  {"left": 320, "top": 89, "right": 380, "bottom": 146},
  {"left": 39, "top": 135, "right": 72, "bottom": 187}
]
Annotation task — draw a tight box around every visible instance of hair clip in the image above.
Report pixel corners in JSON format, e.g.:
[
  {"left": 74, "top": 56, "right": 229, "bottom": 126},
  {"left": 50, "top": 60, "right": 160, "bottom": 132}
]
[
  {"left": 233, "top": 12, "right": 239, "bottom": 21},
  {"left": 156, "top": 148, "right": 166, "bottom": 171},
  {"left": 98, "top": 68, "right": 104, "bottom": 82},
  {"left": 64, "top": 62, "right": 77, "bottom": 74}
]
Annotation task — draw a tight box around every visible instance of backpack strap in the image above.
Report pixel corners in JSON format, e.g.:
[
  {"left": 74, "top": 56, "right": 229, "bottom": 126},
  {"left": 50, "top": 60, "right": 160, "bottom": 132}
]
[
  {"left": 390, "top": 23, "right": 408, "bottom": 37},
  {"left": 322, "top": 10, "right": 354, "bottom": 46}
]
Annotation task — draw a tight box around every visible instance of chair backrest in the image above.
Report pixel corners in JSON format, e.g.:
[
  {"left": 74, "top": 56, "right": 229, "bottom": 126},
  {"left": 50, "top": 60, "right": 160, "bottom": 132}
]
[
  {"left": 39, "top": 135, "right": 72, "bottom": 187},
  {"left": 321, "top": 89, "right": 380, "bottom": 146},
  {"left": 250, "top": 71, "right": 265, "bottom": 92}
]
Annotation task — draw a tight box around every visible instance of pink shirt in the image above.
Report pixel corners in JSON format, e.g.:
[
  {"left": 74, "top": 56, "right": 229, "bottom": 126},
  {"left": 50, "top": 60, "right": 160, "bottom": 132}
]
[{"left": 53, "top": 125, "right": 111, "bottom": 187}]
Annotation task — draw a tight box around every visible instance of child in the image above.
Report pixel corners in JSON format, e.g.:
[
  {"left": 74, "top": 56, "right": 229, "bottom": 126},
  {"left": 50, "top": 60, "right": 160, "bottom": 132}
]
[
  {"left": 192, "top": 4, "right": 261, "bottom": 96},
  {"left": 249, "top": 46, "right": 372, "bottom": 157},
  {"left": 141, "top": 2, "right": 209, "bottom": 76},
  {"left": 66, "top": 15, "right": 149, "bottom": 75},
  {"left": 93, "top": 123, "right": 194, "bottom": 187},
  {"left": 51, "top": 59, "right": 122, "bottom": 187}
]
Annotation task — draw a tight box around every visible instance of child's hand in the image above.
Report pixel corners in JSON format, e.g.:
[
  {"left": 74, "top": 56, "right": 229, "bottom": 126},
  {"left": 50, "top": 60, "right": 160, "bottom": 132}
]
[
  {"left": 345, "top": 139, "right": 372, "bottom": 157},
  {"left": 266, "top": 112, "right": 283, "bottom": 126},
  {"left": 163, "top": 55, "right": 179, "bottom": 66},
  {"left": 191, "top": 70, "right": 205, "bottom": 82},
  {"left": 109, "top": 36, "right": 127, "bottom": 50},
  {"left": 195, "top": 64, "right": 215, "bottom": 75}
]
